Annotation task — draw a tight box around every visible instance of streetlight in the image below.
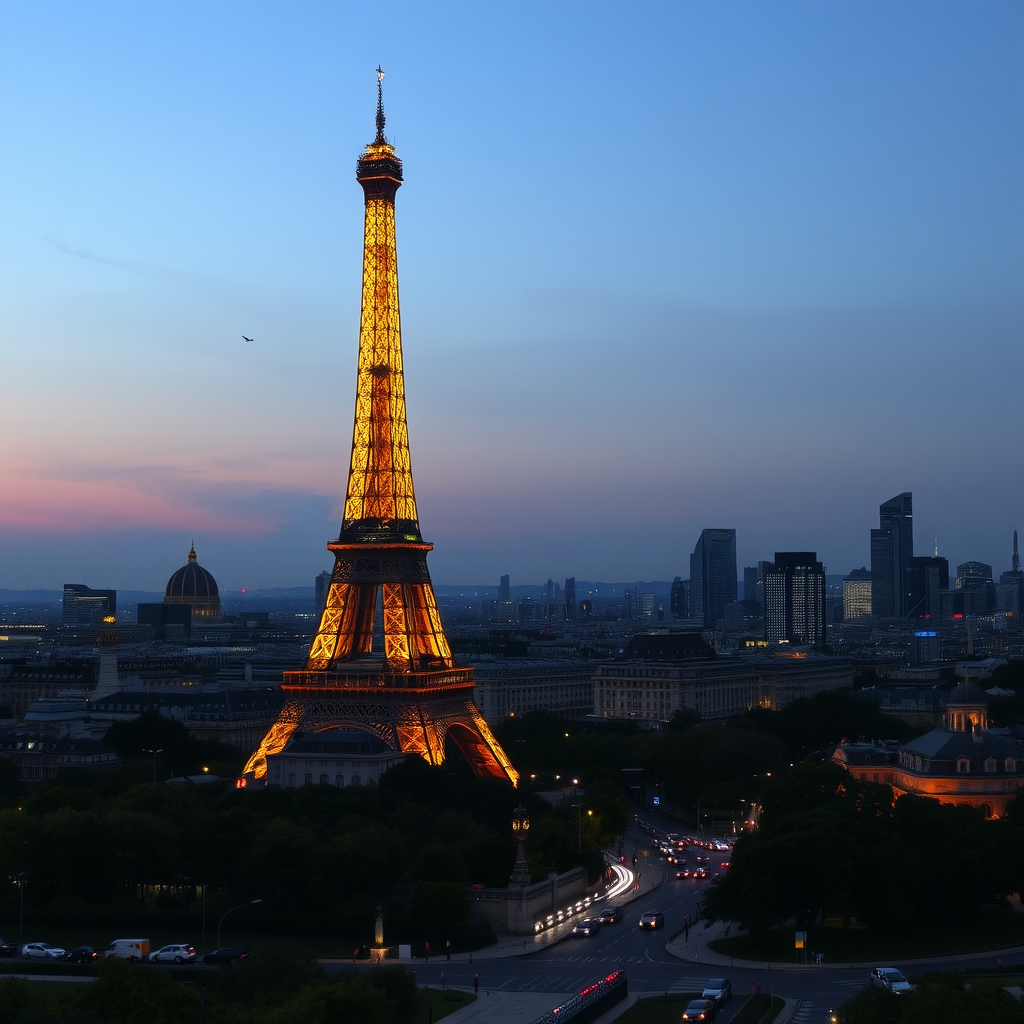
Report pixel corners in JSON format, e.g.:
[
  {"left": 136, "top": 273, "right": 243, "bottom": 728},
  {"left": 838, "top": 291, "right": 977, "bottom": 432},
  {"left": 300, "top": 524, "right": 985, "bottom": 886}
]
[
  {"left": 15, "top": 872, "right": 26, "bottom": 947},
  {"left": 144, "top": 748, "right": 163, "bottom": 785},
  {"left": 217, "top": 899, "right": 262, "bottom": 949},
  {"left": 572, "top": 779, "right": 581, "bottom": 849}
]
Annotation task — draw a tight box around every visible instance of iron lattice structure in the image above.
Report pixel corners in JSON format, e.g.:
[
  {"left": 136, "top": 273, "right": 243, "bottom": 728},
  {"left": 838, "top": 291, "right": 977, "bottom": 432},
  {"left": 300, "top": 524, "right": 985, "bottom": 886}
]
[{"left": 243, "top": 73, "right": 516, "bottom": 785}]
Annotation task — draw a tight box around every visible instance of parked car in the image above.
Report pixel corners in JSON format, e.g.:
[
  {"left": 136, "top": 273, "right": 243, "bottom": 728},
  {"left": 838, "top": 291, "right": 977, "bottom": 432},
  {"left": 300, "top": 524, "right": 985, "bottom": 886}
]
[
  {"left": 22, "top": 943, "right": 66, "bottom": 959},
  {"left": 681, "top": 997, "right": 716, "bottom": 1021},
  {"left": 0, "top": 938, "right": 17, "bottom": 957},
  {"left": 571, "top": 919, "right": 601, "bottom": 937},
  {"left": 202, "top": 947, "right": 249, "bottom": 965},
  {"left": 869, "top": 967, "right": 915, "bottom": 994},
  {"left": 702, "top": 978, "right": 732, "bottom": 1004},
  {"left": 597, "top": 906, "right": 621, "bottom": 924},
  {"left": 148, "top": 944, "right": 197, "bottom": 964},
  {"left": 64, "top": 946, "right": 102, "bottom": 963},
  {"left": 638, "top": 910, "right": 664, "bottom": 930}
]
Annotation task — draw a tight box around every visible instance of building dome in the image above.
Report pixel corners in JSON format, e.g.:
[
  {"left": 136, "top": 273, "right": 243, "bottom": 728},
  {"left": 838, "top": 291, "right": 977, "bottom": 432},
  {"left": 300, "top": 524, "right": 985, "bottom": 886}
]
[
  {"left": 948, "top": 679, "right": 988, "bottom": 707},
  {"left": 164, "top": 545, "right": 221, "bottom": 621}
]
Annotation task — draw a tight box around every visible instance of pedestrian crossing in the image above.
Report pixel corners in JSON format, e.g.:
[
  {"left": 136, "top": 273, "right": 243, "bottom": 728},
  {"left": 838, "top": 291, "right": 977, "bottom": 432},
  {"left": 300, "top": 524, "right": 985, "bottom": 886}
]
[{"left": 666, "top": 974, "right": 712, "bottom": 994}]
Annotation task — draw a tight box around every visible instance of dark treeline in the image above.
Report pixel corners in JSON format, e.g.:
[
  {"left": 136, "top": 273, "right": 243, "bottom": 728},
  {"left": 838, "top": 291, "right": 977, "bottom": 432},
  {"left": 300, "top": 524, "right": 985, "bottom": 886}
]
[
  {"left": 0, "top": 948, "right": 422, "bottom": 1024},
  {"left": 703, "top": 761, "right": 1024, "bottom": 934}
]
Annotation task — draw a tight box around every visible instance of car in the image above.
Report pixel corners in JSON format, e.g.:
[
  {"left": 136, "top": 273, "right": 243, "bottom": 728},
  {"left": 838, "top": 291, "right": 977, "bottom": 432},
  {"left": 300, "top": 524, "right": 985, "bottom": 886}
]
[
  {"left": 202, "top": 947, "right": 249, "bottom": 965},
  {"left": 597, "top": 906, "right": 621, "bottom": 924},
  {"left": 638, "top": 910, "right": 664, "bottom": 930},
  {"left": 0, "top": 938, "right": 17, "bottom": 957},
  {"left": 676, "top": 868, "right": 691, "bottom": 879},
  {"left": 571, "top": 919, "right": 601, "bottom": 937},
  {"left": 869, "top": 967, "right": 915, "bottom": 994},
  {"left": 720, "top": 861, "right": 731, "bottom": 869},
  {"left": 693, "top": 867, "right": 709, "bottom": 879},
  {"left": 702, "top": 978, "right": 732, "bottom": 1004},
  {"left": 22, "top": 943, "right": 66, "bottom": 959},
  {"left": 148, "top": 944, "right": 197, "bottom": 964},
  {"left": 63, "top": 946, "right": 102, "bottom": 963},
  {"left": 681, "top": 997, "right": 716, "bottom": 1021}
]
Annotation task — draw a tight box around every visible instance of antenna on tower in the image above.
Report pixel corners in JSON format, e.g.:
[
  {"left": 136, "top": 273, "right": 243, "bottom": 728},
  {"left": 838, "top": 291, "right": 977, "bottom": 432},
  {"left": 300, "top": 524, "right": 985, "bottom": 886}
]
[
  {"left": 375, "top": 66, "right": 387, "bottom": 143},
  {"left": 1014, "top": 529, "right": 1020, "bottom": 574},
  {"left": 934, "top": 538, "right": 938, "bottom": 557}
]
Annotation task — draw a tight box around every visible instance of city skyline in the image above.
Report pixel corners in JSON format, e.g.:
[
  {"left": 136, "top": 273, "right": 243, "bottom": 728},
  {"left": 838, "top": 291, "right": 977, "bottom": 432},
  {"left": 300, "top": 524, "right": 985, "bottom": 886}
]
[{"left": 2, "top": 2, "right": 1022, "bottom": 591}]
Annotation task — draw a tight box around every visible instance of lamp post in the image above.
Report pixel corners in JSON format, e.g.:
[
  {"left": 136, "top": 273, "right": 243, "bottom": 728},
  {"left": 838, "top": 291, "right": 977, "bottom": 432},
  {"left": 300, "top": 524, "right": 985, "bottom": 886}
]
[
  {"left": 144, "top": 748, "right": 163, "bottom": 784},
  {"left": 510, "top": 804, "right": 531, "bottom": 887},
  {"left": 217, "top": 899, "right": 261, "bottom": 949},
  {"left": 15, "top": 872, "right": 26, "bottom": 947},
  {"left": 572, "top": 779, "right": 581, "bottom": 850}
]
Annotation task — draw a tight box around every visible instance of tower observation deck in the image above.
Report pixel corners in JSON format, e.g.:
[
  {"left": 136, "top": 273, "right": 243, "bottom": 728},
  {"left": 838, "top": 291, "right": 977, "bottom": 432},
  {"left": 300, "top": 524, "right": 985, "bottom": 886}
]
[{"left": 242, "top": 71, "right": 517, "bottom": 785}]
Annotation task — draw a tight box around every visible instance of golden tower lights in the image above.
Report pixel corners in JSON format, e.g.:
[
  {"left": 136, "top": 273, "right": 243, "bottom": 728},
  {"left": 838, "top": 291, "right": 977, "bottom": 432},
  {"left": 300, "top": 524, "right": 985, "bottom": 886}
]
[{"left": 243, "top": 71, "right": 516, "bottom": 786}]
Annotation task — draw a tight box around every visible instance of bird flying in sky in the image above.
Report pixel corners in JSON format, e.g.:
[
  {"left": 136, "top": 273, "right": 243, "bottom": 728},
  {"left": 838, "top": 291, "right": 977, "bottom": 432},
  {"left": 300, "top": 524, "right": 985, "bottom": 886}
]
[{"left": 242, "top": 336, "right": 253, "bottom": 343}]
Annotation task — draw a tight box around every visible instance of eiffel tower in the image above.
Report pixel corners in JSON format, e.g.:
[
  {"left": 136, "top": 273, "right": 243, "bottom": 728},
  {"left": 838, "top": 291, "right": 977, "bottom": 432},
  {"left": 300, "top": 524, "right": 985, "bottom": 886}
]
[{"left": 242, "top": 70, "right": 517, "bottom": 786}]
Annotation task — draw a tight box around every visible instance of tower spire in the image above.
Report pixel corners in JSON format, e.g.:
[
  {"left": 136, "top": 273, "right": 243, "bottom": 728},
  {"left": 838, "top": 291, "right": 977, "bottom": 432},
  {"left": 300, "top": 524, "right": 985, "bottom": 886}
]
[
  {"left": 375, "top": 65, "right": 387, "bottom": 143},
  {"left": 1014, "top": 530, "right": 1020, "bottom": 573}
]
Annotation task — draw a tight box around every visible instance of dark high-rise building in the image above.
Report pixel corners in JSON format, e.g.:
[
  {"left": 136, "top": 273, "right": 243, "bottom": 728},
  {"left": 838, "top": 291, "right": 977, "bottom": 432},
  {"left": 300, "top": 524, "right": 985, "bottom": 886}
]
[
  {"left": 315, "top": 571, "right": 332, "bottom": 615},
  {"left": 689, "top": 528, "right": 737, "bottom": 629},
  {"left": 764, "top": 552, "right": 826, "bottom": 646},
  {"left": 998, "top": 531, "right": 1024, "bottom": 617},
  {"left": 670, "top": 576, "right": 688, "bottom": 620},
  {"left": 564, "top": 577, "right": 576, "bottom": 621},
  {"left": 870, "top": 491, "right": 913, "bottom": 617},
  {"left": 62, "top": 584, "right": 117, "bottom": 626},
  {"left": 956, "top": 561, "right": 995, "bottom": 613},
  {"left": 498, "top": 575, "right": 510, "bottom": 603},
  {"left": 907, "top": 556, "right": 949, "bottom": 619}
]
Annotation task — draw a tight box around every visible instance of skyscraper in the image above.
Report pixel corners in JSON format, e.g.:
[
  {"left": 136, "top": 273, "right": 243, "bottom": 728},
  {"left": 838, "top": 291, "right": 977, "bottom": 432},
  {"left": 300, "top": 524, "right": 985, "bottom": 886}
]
[
  {"left": 498, "top": 575, "right": 510, "bottom": 603},
  {"left": 315, "top": 570, "right": 332, "bottom": 615},
  {"left": 907, "top": 556, "right": 949, "bottom": 619},
  {"left": 564, "top": 577, "right": 576, "bottom": 620},
  {"left": 764, "top": 552, "right": 826, "bottom": 646},
  {"left": 842, "top": 567, "right": 872, "bottom": 622},
  {"left": 670, "top": 576, "right": 688, "bottom": 620},
  {"left": 62, "top": 584, "right": 116, "bottom": 626},
  {"left": 870, "top": 491, "right": 913, "bottom": 617},
  {"left": 689, "top": 529, "right": 737, "bottom": 629},
  {"left": 998, "top": 531, "right": 1024, "bottom": 618}
]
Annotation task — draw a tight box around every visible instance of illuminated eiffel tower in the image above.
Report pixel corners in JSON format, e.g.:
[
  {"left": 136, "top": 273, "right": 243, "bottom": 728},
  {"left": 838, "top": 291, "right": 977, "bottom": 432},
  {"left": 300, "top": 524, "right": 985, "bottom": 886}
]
[{"left": 242, "top": 70, "right": 517, "bottom": 786}]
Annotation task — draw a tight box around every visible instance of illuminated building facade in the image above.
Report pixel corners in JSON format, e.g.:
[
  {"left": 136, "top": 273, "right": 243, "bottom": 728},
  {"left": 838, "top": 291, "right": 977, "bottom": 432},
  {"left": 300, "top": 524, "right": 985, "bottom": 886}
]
[
  {"left": 833, "top": 680, "right": 1024, "bottom": 818},
  {"left": 763, "top": 552, "right": 826, "bottom": 646},
  {"left": 842, "top": 568, "right": 872, "bottom": 621},
  {"left": 243, "top": 73, "right": 516, "bottom": 785}
]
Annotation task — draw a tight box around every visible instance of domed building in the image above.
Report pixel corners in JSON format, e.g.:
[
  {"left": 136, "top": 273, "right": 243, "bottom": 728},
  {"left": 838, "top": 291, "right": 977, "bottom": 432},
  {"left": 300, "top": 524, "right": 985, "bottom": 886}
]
[
  {"left": 833, "top": 677, "right": 1024, "bottom": 818},
  {"left": 164, "top": 544, "right": 221, "bottom": 622}
]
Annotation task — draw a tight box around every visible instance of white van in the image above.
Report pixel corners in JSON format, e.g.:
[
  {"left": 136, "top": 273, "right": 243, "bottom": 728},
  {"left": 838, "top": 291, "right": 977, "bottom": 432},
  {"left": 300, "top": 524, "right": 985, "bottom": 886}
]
[{"left": 106, "top": 938, "right": 150, "bottom": 961}]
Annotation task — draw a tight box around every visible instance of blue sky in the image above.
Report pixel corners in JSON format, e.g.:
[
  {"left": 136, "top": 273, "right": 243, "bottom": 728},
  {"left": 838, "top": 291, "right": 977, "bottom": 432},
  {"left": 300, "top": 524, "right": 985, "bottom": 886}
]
[{"left": 1, "top": 1, "right": 1022, "bottom": 591}]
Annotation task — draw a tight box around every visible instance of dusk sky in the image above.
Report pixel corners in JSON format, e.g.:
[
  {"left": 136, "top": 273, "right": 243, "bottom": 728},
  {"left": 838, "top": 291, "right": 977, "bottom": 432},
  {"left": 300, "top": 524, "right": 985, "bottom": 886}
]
[{"left": 1, "top": 1, "right": 1022, "bottom": 592}]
